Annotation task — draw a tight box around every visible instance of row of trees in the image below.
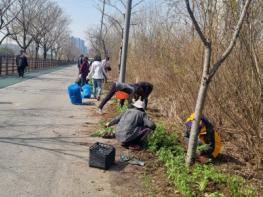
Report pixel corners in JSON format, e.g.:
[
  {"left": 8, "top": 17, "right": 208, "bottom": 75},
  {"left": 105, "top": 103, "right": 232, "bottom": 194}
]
[
  {"left": 0, "top": 0, "right": 80, "bottom": 60},
  {"left": 87, "top": 0, "right": 262, "bottom": 166}
]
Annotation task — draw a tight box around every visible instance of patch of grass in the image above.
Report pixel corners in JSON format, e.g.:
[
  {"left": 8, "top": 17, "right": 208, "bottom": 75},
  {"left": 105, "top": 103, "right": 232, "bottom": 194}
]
[
  {"left": 139, "top": 172, "right": 155, "bottom": 197},
  {"left": 146, "top": 124, "right": 255, "bottom": 197},
  {"left": 90, "top": 121, "right": 115, "bottom": 137},
  {"left": 90, "top": 127, "right": 114, "bottom": 137},
  {"left": 205, "top": 192, "right": 225, "bottom": 197},
  {"left": 116, "top": 100, "right": 129, "bottom": 112}
]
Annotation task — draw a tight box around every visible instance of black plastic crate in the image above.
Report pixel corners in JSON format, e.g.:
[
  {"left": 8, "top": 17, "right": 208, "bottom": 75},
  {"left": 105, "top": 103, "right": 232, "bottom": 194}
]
[{"left": 89, "top": 142, "right": 115, "bottom": 170}]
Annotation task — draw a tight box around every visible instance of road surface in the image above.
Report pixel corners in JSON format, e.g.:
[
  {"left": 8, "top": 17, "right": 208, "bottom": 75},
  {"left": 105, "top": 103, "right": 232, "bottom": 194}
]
[{"left": 0, "top": 65, "right": 114, "bottom": 197}]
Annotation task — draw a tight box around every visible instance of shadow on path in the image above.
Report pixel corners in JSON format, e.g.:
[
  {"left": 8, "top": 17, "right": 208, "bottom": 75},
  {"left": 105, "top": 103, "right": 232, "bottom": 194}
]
[{"left": 0, "top": 136, "right": 93, "bottom": 161}]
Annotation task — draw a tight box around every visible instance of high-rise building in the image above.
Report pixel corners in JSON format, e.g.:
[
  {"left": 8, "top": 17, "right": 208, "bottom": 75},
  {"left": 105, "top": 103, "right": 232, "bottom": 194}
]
[{"left": 70, "top": 36, "right": 88, "bottom": 55}]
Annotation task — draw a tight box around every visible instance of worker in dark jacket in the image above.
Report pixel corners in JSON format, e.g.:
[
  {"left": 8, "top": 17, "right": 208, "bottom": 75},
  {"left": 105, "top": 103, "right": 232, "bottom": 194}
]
[
  {"left": 106, "top": 98, "right": 156, "bottom": 150},
  {"left": 16, "top": 50, "right": 28, "bottom": 78},
  {"left": 98, "top": 81, "right": 153, "bottom": 114},
  {"left": 79, "top": 57, "right": 90, "bottom": 86},
  {"left": 184, "top": 113, "right": 221, "bottom": 163},
  {"left": 77, "top": 54, "right": 84, "bottom": 70}
]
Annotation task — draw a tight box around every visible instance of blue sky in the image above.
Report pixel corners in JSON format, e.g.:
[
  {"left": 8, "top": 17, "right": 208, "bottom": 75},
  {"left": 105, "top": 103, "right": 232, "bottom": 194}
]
[
  {"left": 55, "top": 0, "right": 160, "bottom": 47},
  {"left": 56, "top": 0, "right": 101, "bottom": 43}
]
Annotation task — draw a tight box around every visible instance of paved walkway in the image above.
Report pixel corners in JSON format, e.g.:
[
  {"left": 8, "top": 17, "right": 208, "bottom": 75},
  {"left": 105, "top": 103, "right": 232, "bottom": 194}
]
[
  {"left": 0, "top": 65, "right": 114, "bottom": 197},
  {"left": 0, "top": 65, "right": 72, "bottom": 89}
]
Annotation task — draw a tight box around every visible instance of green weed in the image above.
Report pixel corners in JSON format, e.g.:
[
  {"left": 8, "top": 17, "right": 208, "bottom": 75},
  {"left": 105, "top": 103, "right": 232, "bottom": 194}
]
[
  {"left": 205, "top": 192, "right": 225, "bottom": 197},
  {"left": 90, "top": 127, "right": 114, "bottom": 137},
  {"left": 116, "top": 100, "right": 129, "bottom": 112},
  {"left": 146, "top": 124, "right": 254, "bottom": 197}
]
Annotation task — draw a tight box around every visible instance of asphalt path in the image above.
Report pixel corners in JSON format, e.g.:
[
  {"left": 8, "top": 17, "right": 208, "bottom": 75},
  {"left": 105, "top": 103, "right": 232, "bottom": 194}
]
[
  {"left": 0, "top": 65, "right": 114, "bottom": 197},
  {"left": 0, "top": 65, "right": 72, "bottom": 89}
]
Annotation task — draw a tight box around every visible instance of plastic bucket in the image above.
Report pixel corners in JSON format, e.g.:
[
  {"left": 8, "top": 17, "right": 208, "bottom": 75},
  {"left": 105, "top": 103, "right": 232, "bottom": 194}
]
[
  {"left": 82, "top": 84, "right": 91, "bottom": 98},
  {"left": 68, "top": 83, "right": 82, "bottom": 104}
]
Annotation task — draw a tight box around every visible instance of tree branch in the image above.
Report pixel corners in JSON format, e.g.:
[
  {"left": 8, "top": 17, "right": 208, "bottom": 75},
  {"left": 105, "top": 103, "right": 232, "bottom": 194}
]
[
  {"left": 97, "top": 8, "right": 123, "bottom": 30},
  {"left": 0, "top": 32, "right": 10, "bottom": 45},
  {"left": 104, "top": 0, "right": 124, "bottom": 15},
  {"left": 132, "top": 0, "right": 144, "bottom": 9},
  {"left": 208, "top": 0, "right": 252, "bottom": 79},
  {"left": 185, "top": 0, "right": 209, "bottom": 46}
]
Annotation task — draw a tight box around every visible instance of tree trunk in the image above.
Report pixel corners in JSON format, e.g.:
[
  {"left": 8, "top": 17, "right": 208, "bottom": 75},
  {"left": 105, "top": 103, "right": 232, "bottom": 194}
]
[
  {"left": 43, "top": 44, "right": 47, "bottom": 59},
  {"left": 23, "top": 32, "right": 26, "bottom": 52},
  {"left": 102, "top": 39, "right": 107, "bottom": 58},
  {"left": 35, "top": 43, "right": 39, "bottom": 59},
  {"left": 186, "top": 45, "right": 211, "bottom": 166},
  {"left": 51, "top": 49, "right": 53, "bottom": 60},
  {"left": 100, "top": 0, "right": 106, "bottom": 56}
]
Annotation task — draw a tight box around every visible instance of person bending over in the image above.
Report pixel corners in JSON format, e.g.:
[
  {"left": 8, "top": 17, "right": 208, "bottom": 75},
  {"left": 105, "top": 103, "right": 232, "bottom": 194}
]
[
  {"left": 98, "top": 81, "right": 153, "bottom": 113},
  {"left": 105, "top": 99, "right": 156, "bottom": 150}
]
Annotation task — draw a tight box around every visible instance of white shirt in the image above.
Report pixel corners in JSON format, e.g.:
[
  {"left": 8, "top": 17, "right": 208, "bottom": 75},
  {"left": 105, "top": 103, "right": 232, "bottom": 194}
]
[{"left": 87, "top": 61, "right": 107, "bottom": 79}]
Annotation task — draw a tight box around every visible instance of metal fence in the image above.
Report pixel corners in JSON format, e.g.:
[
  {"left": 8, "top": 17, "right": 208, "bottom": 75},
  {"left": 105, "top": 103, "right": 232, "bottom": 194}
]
[{"left": 0, "top": 55, "right": 75, "bottom": 76}]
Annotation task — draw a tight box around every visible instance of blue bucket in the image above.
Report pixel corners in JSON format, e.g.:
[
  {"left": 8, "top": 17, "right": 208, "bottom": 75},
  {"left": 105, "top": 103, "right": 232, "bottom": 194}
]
[
  {"left": 82, "top": 84, "right": 91, "bottom": 98},
  {"left": 68, "top": 83, "right": 82, "bottom": 105}
]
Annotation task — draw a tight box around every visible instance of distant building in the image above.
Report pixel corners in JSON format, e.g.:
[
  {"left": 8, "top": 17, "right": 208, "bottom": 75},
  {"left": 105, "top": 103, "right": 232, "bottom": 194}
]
[{"left": 70, "top": 36, "right": 88, "bottom": 55}]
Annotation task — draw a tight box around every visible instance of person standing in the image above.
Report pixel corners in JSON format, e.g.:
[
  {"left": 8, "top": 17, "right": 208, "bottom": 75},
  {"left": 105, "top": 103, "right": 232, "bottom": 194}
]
[
  {"left": 77, "top": 54, "right": 84, "bottom": 71},
  {"left": 16, "top": 50, "right": 28, "bottom": 78},
  {"left": 102, "top": 57, "right": 111, "bottom": 71},
  {"left": 79, "top": 57, "right": 90, "bottom": 87},
  {"left": 101, "top": 56, "right": 111, "bottom": 80},
  {"left": 87, "top": 55, "right": 107, "bottom": 101}
]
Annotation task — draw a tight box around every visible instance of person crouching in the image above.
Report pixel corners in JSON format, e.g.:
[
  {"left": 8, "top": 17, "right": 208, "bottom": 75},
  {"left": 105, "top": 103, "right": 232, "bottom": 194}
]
[
  {"left": 105, "top": 98, "right": 156, "bottom": 150},
  {"left": 184, "top": 113, "right": 221, "bottom": 163}
]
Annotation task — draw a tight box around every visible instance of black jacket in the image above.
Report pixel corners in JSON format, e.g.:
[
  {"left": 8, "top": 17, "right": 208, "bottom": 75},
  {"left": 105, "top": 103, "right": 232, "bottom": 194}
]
[
  {"left": 184, "top": 122, "right": 215, "bottom": 156},
  {"left": 16, "top": 55, "right": 28, "bottom": 68}
]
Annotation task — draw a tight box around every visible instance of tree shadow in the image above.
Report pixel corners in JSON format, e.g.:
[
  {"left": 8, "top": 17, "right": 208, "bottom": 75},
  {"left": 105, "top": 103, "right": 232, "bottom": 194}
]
[
  {"left": 213, "top": 153, "right": 245, "bottom": 166},
  {"left": 0, "top": 101, "right": 13, "bottom": 104},
  {"left": 0, "top": 136, "right": 93, "bottom": 161}
]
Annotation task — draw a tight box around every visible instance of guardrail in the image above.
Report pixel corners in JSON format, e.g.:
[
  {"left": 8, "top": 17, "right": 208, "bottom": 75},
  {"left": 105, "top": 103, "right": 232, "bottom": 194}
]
[{"left": 0, "top": 56, "right": 75, "bottom": 76}]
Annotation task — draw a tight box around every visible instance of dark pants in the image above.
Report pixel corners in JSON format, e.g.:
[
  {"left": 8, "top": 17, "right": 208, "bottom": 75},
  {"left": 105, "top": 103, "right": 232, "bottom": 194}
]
[
  {"left": 17, "top": 66, "right": 25, "bottom": 77},
  {"left": 141, "top": 84, "right": 153, "bottom": 109},
  {"left": 123, "top": 128, "right": 151, "bottom": 146},
  {"left": 99, "top": 82, "right": 121, "bottom": 109},
  {"left": 80, "top": 75, "right": 87, "bottom": 87}
]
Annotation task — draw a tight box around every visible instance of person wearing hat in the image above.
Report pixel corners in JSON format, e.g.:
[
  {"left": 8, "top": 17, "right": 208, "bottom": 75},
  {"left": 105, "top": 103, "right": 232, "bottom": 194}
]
[
  {"left": 184, "top": 113, "right": 221, "bottom": 163},
  {"left": 105, "top": 98, "right": 156, "bottom": 150}
]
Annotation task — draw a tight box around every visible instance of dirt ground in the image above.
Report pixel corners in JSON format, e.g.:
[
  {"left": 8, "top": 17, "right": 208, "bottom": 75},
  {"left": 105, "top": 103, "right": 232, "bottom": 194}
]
[
  {"left": 82, "top": 100, "right": 179, "bottom": 197},
  {"left": 82, "top": 81, "right": 262, "bottom": 197}
]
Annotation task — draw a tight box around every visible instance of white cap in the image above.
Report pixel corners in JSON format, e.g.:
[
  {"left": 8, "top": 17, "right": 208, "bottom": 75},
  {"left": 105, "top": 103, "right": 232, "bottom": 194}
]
[{"left": 132, "top": 99, "right": 145, "bottom": 109}]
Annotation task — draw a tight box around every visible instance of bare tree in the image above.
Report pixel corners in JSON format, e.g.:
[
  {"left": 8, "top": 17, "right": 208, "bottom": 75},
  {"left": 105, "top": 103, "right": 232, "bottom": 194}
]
[
  {"left": 37, "top": 2, "right": 68, "bottom": 59},
  {"left": 8, "top": 0, "right": 44, "bottom": 52},
  {"left": 0, "top": 0, "right": 20, "bottom": 44},
  {"left": 92, "top": 0, "right": 144, "bottom": 65},
  {"left": 53, "top": 31, "right": 70, "bottom": 60},
  {"left": 184, "top": 0, "right": 252, "bottom": 166},
  {"left": 29, "top": 0, "right": 49, "bottom": 58}
]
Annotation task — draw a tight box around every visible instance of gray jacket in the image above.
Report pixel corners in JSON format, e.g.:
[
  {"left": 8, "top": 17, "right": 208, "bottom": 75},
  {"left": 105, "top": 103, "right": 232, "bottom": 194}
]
[{"left": 108, "top": 108, "right": 156, "bottom": 143}]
